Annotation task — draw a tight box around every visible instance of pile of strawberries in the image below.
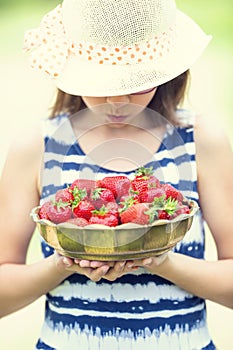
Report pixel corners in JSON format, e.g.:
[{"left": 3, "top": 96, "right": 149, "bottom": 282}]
[{"left": 38, "top": 167, "right": 191, "bottom": 227}]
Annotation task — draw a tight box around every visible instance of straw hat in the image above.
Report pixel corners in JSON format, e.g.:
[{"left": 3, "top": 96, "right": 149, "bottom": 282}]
[{"left": 23, "top": 0, "right": 211, "bottom": 96}]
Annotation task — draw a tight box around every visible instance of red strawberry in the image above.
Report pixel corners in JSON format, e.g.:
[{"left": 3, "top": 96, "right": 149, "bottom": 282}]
[
  {"left": 73, "top": 200, "right": 95, "bottom": 221},
  {"left": 72, "top": 187, "right": 88, "bottom": 199},
  {"left": 89, "top": 215, "right": 118, "bottom": 227},
  {"left": 162, "top": 184, "right": 184, "bottom": 201},
  {"left": 131, "top": 166, "right": 160, "bottom": 196},
  {"left": 140, "top": 187, "right": 165, "bottom": 203},
  {"left": 71, "top": 188, "right": 89, "bottom": 210},
  {"left": 158, "top": 210, "right": 171, "bottom": 220},
  {"left": 151, "top": 196, "right": 178, "bottom": 220},
  {"left": 55, "top": 188, "right": 74, "bottom": 204},
  {"left": 65, "top": 217, "right": 89, "bottom": 227},
  {"left": 119, "top": 203, "right": 151, "bottom": 225},
  {"left": 38, "top": 201, "right": 51, "bottom": 220},
  {"left": 71, "top": 179, "right": 96, "bottom": 195},
  {"left": 89, "top": 212, "right": 119, "bottom": 227},
  {"left": 171, "top": 204, "right": 190, "bottom": 219},
  {"left": 118, "top": 193, "right": 140, "bottom": 210},
  {"left": 46, "top": 201, "right": 72, "bottom": 224},
  {"left": 105, "top": 201, "right": 119, "bottom": 218},
  {"left": 91, "top": 187, "right": 116, "bottom": 209},
  {"left": 89, "top": 205, "right": 120, "bottom": 226},
  {"left": 131, "top": 179, "right": 148, "bottom": 196},
  {"left": 97, "top": 176, "right": 131, "bottom": 199}
]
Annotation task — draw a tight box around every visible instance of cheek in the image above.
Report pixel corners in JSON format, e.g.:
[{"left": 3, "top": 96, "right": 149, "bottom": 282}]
[
  {"left": 81, "top": 97, "right": 106, "bottom": 108},
  {"left": 132, "top": 89, "right": 157, "bottom": 106}
]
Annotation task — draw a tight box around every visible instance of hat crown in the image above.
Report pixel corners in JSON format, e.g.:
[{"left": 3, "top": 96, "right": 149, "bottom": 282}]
[{"left": 62, "top": 0, "right": 176, "bottom": 46}]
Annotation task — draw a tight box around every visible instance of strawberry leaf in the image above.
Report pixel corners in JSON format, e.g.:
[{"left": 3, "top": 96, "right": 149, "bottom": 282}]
[
  {"left": 91, "top": 188, "right": 103, "bottom": 200},
  {"left": 163, "top": 197, "right": 178, "bottom": 215},
  {"left": 92, "top": 205, "right": 108, "bottom": 216},
  {"left": 135, "top": 166, "right": 153, "bottom": 177},
  {"left": 53, "top": 199, "right": 71, "bottom": 209}
]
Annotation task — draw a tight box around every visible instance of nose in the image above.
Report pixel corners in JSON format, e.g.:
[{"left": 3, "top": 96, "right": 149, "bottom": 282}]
[{"left": 106, "top": 95, "right": 130, "bottom": 107}]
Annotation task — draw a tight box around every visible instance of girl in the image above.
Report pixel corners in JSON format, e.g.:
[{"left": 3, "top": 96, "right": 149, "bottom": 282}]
[{"left": 0, "top": 0, "right": 232, "bottom": 349}]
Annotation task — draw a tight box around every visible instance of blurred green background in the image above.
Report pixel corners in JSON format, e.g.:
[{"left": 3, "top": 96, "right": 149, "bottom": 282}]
[
  {"left": 0, "top": 1, "right": 232, "bottom": 349},
  {"left": 0, "top": 0, "right": 232, "bottom": 136},
  {"left": 0, "top": 0, "right": 232, "bottom": 46}
]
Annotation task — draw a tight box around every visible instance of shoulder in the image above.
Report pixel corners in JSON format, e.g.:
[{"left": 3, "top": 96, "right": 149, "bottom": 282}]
[
  {"left": 160, "top": 109, "right": 231, "bottom": 159},
  {"left": 193, "top": 114, "right": 233, "bottom": 258},
  {"left": 4, "top": 120, "right": 44, "bottom": 192},
  {"left": 194, "top": 114, "right": 233, "bottom": 206},
  {"left": 194, "top": 113, "right": 232, "bottom": 158},
  {"left": 8, "top": 120, "right": 44, "bottom": 161}
]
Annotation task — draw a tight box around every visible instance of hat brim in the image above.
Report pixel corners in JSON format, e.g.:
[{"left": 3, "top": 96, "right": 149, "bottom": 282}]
[{"left": 56, "top": 10, "right": 212, "bottom": 96}]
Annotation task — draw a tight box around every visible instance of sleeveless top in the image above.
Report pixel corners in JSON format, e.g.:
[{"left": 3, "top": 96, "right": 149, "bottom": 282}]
[{"left": 35, "top": 112, "right": 216, "bottom": 350}]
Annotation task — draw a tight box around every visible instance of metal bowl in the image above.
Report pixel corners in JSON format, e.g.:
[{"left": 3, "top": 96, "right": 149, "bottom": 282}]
[{"left": 31, "top": 200, "right": 198, "bottom": 260}]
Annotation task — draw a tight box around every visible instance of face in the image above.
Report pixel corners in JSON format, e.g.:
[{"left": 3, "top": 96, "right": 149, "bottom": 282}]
[{"left": 81, "top": 87, "right": 157, "bottom": 126}]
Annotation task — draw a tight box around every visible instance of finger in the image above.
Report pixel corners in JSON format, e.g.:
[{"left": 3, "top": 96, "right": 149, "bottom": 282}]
[
  {"left": 74, "top": 260, "right": 113, "bottom": 268},
  {"left": 142, "top": 253, "right": 168, "bottom": 268},
  {"left": 89, "top": 265, "right": 110, "bottom": 282},
  {"left": 125, "top": 260, "right": 136, "bottom": 269},
  {"left": 54, "top": 253, "right": 74, "bottom": 270},
  {"left": 79, "top": 260, "right": 93, "bottom": 268},
  {"left": 73, "top": 259, "right": 105, "bottom": 267},
  {"left": 123, "top": 263, "right": 139, "bottom": 272},
  {"left": 62, "top": 256, "right": 74, "bottom": 267},
  {"left": 54, "top": 254, "right": 83, "bottom": 276},
  {"left": 110, "top": 261, "right": 126, "bottom": 273},
  {"left": 103, "top": 261, "right": 126, "bottom": 281},
  {"left": 117, "top": 261, "right": 127, "bottom": 271},
  {"left": 79, "top": 260, "right": 112, "bottom": 269},
  {"left": 89, "top": 261, "right": 110, "bottom": 268}
]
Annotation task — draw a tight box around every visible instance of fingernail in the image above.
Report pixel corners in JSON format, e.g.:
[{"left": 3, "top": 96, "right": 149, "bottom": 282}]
[
  {"left": 131, "top": 266, "right": 139, "bottom": 270},
  {"left": 63, "top": 257, "right": 72, "bottom": 266},
  {"left": 102, "top": 265, "right": 110, "bottom": 273},
  {"left": 143, "top": 258, "right": 152, "bottom": 266}
]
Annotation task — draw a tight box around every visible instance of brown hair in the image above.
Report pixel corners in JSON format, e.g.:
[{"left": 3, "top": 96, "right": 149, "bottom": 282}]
[
  {"left": 148, "top": 70, "right": 190, "bottom": 124},
  {"left": 50, "top": 70, "right": 190, "bottom": 124}
]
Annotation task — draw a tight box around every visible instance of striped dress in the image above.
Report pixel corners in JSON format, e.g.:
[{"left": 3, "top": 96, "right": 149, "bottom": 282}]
[{"left": 36, "top": 112, "right": 216, "bottom": 350}]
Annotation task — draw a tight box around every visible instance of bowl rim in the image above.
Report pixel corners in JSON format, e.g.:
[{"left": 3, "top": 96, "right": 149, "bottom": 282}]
[{"left": 31, "top": 200, "right": 199, "bottom": 230}]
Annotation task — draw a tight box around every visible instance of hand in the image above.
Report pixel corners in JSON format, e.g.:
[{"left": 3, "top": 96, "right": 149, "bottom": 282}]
[
  {"left": 90, "top": 253, "right": 168, "bottom": 281},
  {"left": 108, "top": 253, "right": 169, "bottom": 278},
  {"left": 73, "top": 253, "right": 169, "bottom": 282},
  {"left": 70, "top": 259, "right": 139, "bottom": 281},
  {"left": 141, "top": 252, "right": 169, "bottom": 269},
  {"left": 73, "top": 259, "right": 128, "bottom": 282},
  {"left": 54, "top": 252, "right": 168, "bottom": 282},
  {"left": 54, "top": 253, "right": 112, "bottom": 282}
]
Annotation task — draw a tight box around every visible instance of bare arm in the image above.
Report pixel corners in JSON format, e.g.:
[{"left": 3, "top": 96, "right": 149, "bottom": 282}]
[
  {"left": 142, "top": 252, "right": 233, "bottom": 308},
  {"left": 96, "top": 115, "right": 233, "bottom": 308},
  {"left": 0, "top": 125, "right": 114, "bottom": 317},
  {"left": 142, "top": 115, "right": 233, "bottom": 307},
  {"left": 0, "top": 126, "right": 72, "bottom": 317}
]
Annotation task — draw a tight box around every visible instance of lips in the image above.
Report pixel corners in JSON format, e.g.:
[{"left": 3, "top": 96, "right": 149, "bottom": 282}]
[{"left": 107, "top": 114, "right": 129, "bottom": 123}]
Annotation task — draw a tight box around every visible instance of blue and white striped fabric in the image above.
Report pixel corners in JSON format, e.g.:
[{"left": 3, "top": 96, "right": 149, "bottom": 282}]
[{"left": 36, "top": 113, "right": 216, "bottom": 349}]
